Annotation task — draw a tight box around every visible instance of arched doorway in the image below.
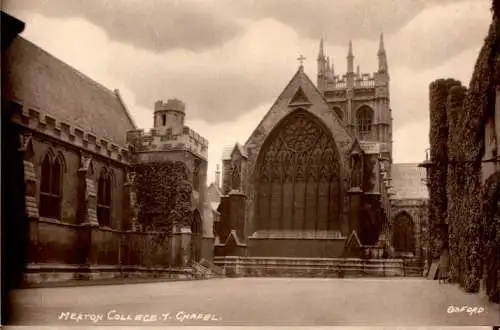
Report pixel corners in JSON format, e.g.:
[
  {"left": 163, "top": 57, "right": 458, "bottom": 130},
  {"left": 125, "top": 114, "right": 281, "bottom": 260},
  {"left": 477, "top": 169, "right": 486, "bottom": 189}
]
[
  {"left": 359, "top": 207, "right": 381, "bottom": 246},
  {"left": 392, "top": 211, "right": 416, "bottom": 256},
  {"left": 254, "top": 109, "right": 342, "bottom": 232},
  {"left": 190, "top": 210, "right": 202, "bottom": 262}
]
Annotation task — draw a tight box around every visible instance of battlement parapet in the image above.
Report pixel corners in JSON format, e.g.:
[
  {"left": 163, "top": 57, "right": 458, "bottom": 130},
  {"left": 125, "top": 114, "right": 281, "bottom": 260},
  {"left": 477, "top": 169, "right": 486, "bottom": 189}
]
[
  {"left": 126, "top": 125, "right": 208, "bottom": 160},
  {"left": 154, "top": 99, "right": 185, "bottom": 113},
  {"left": 12, "top": 106, "right": 130, "bottom": 163}
]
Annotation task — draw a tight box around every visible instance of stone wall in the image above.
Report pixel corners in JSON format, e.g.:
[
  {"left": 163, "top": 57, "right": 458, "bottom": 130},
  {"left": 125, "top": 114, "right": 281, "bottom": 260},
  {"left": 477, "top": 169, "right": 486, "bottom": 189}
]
[
  {"left": 25, "top": 218, "right": 192, "bottom": 284},
  {"left": 20, "top": 127, "right": 128, "bottom": 229},
  {"left": 214, "top": 256, "right": 412, "bottom": 278}
]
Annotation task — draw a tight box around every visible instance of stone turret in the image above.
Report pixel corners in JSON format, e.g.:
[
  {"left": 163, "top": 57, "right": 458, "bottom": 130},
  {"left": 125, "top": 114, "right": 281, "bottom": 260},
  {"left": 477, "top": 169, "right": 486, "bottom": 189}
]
[
  {"left": 127, "top": 99, "right": 208, "bottom": 161},
  {"left": 154, "top": 99, "right": 186, "bottom": 135}
]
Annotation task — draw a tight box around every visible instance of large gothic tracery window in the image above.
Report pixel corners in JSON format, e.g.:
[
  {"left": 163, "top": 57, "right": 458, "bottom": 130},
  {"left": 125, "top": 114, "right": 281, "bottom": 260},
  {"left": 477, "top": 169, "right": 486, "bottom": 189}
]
[
  {"left": 357, "top": 106, "right": 374, "bottom": 140},
  {"left": 255, "top": 110, "right": 341, "bottom": 232}
]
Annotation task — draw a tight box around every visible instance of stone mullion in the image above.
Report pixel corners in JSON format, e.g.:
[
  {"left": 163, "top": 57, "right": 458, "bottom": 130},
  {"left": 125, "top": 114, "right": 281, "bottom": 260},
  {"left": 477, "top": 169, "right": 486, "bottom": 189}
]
[
  {"left": 303, "top": 151, "right": 310, "bottom": 232},
  {"left": 266, "top": 160, "right": 273, "bottom": 232}
]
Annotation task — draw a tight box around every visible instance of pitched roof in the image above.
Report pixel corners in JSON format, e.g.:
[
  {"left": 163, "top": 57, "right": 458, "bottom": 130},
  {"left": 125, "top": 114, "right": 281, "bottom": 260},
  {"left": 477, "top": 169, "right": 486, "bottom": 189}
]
[
  {"left": 391, "top": 163, "right": 428, "bottom": 200},
  {"left": 243, "top": 66, "right": 353, "bottom": 150},
  {"left": 207, "top": 183, "right": 222, "bottom": 203},
  {"left": 3, "top": 36, "right": 136, "bottom": 146},
  {"left": 222, "top": 142, "right": 246, "bottom": 160}
]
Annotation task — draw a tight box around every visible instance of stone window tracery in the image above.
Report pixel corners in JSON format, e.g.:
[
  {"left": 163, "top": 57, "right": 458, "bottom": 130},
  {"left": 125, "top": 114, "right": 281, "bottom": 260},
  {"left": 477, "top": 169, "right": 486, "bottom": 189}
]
[
  {"left": 97, "top": 168, "right": 112, "bottom": 227},
  {"left": 39, "top": 150, "right": 63, "bottom": 219},
  {"left": 255, "top": 110, "right": 341, "bottom": 232},
  {"left": 357, "top": 106, "right": 374, "bottom": 140}
]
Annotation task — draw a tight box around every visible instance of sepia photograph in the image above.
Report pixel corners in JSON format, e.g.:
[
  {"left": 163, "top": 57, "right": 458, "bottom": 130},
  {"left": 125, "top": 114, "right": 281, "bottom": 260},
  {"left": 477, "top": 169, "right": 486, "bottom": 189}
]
[{"left": 1, "top": 0, "right": 499, "bottom": 328}]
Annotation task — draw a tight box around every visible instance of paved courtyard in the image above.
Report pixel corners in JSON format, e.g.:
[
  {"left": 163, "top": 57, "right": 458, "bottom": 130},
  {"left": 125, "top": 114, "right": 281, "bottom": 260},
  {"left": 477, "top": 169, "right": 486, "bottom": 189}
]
[{"left": 9, "top": 278, "right": 499, "bottom": 326}]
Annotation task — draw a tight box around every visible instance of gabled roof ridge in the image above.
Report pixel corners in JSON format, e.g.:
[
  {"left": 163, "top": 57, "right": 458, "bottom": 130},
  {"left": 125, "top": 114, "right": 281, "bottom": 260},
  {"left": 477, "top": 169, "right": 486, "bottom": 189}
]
[
  {"left": 114, "top": 89, "right": 138, "bottom": 129},
  {"left": 243, "top": 66, "right": 355, "bottom": 148},
  {"left": 243, "top": 67, "right": 305, "bottom": 146},
  {"left": 298, "top": 67, "right": 355, "bottom": 140}
]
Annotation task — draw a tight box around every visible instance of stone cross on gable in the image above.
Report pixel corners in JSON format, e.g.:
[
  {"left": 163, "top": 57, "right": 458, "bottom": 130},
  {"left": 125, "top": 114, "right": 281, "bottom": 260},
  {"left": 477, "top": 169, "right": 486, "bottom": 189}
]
[{"left": 297, "top": 54, "right": 306, "bottom": 67}]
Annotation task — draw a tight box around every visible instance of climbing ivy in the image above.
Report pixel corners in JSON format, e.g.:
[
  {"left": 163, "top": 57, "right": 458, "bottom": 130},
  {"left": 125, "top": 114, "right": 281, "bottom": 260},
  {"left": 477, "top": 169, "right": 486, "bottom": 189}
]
[{"left": 134, "top": 161, "right": 193, "bottom": 233}]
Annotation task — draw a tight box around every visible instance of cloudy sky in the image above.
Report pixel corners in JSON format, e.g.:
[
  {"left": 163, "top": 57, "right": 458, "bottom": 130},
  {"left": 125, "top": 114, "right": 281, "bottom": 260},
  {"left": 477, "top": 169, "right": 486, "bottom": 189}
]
[{"left": 5, "top": 0, "right": 492, "bottom": 184}]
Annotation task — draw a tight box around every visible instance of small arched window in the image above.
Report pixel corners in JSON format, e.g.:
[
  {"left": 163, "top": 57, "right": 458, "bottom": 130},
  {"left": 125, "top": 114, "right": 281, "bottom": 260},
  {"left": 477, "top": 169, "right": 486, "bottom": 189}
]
[
  {"left": 357, "top": 106, "right": 374, "bottom": 140},
  {"left": 39, "top": 152, "right": 63, "bottom": 219},
  {"left": 97, "top": 168, "right": 112, "bottom": 227}
]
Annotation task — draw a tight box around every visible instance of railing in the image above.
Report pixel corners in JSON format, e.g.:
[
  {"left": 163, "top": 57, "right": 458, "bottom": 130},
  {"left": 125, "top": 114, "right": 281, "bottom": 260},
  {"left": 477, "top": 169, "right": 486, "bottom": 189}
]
[{"left": 355, "top": 79, "right": 375, "bottom": 88}]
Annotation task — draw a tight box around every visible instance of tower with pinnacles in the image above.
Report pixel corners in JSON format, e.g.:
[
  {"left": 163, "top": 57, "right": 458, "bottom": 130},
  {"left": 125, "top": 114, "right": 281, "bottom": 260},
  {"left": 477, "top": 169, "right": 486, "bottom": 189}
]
[{"left": 317, "top": 34, "right": 392, "bottom": 167}]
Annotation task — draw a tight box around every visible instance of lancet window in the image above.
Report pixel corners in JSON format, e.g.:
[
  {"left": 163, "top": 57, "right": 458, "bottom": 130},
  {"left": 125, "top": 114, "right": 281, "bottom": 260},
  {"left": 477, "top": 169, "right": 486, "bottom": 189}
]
[{"left": 39, "top": 151, "right": 64, "bottom": 219}]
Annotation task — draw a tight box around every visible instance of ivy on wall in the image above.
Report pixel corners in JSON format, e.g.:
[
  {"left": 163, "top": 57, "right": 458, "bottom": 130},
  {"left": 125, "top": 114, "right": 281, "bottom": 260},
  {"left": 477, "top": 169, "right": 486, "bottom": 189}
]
[{"left": 134, "top": 161, "right": 193, "bottom": 232}]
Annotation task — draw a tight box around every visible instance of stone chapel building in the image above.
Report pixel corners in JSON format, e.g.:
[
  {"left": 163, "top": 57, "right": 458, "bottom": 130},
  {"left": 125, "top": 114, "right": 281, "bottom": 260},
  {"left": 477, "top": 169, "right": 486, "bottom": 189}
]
[
  {"left": 2, "top": 12, "right": 214, "bottom": 283},
  {"left": 213, "top": 35, "right": 428, "bottom": 261}
]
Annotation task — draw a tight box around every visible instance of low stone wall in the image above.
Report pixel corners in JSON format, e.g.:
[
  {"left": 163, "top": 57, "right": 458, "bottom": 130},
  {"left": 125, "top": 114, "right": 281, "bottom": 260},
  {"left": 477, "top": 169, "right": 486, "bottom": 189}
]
[
  {"left": 24, "top": 263, "right": 193, "bottom": 285},
  {"left": 25, "top": 218, "right": 196, "bottom": 285},
  {"left": 214, "top": 256, "right": 412, "bottom": 278}
]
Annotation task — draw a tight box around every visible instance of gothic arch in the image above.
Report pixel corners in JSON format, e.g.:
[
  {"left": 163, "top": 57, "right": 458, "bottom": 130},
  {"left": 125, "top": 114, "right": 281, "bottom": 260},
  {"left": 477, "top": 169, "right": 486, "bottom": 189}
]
[
  {"left": 254, "top": 109, "right": 342, "bottom": 232},
  {"left": 55, "top": 151, "right": 67, "bottom": 174},
  {"left": 392, "top": 211, "right": 416, "bottom": 255},
  {"left": 39, "top": 148, "right": 64, "bottom": 219},
  {"left": 356, "top": 105, "right": 374, "bottom": 139},
  {"left": 97, "top": 167, "right": 113, "bottom": 227}
]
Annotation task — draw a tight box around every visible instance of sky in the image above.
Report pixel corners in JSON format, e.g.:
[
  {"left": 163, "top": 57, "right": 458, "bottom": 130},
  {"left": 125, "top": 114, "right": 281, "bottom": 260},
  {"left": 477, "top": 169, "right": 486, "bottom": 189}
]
[{"left": 5, "top": 0, "right": 493, "bottom": 184}]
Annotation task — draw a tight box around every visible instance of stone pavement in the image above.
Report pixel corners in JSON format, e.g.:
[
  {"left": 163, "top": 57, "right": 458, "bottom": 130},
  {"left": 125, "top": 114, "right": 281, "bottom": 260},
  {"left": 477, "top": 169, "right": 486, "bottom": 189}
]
[{"left": 8, "top": 278, "right": 499, "bottom": 326}]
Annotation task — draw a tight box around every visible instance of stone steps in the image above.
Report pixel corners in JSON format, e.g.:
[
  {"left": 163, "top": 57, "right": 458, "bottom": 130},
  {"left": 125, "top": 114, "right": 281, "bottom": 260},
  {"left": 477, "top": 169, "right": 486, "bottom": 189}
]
[{"left": 214, "top": 256, "right": 425, "bottom": 278}]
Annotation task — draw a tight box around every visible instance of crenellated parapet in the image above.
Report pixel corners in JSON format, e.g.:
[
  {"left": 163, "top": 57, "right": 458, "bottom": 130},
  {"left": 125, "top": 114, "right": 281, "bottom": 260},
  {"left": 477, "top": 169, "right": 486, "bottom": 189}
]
[
  {"left": 126, "top": 125, "right": 208, "bottom": 160},
  {"left": 11, "top": 105, "right": 131, "bottom": 163}
]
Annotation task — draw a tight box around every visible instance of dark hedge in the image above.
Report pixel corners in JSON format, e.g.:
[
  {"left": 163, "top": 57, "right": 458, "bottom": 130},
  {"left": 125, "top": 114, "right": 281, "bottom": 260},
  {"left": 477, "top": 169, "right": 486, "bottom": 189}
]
[
  {"left": 428, "top": 78, "right": 461, "bottom": 260},
  {"left": 446, "top": 84, "right": 467, "bottom": 284},
  {"left": 430, "top": 1, "right": 500, "bottom": 301}
]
